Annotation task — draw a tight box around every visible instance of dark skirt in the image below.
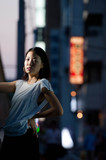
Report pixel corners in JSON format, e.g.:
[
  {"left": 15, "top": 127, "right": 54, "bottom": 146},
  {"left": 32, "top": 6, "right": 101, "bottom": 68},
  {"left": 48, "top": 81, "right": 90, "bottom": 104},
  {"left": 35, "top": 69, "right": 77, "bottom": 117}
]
[{"left": 0, "top": 128, "right": 40, "bottom": 160}]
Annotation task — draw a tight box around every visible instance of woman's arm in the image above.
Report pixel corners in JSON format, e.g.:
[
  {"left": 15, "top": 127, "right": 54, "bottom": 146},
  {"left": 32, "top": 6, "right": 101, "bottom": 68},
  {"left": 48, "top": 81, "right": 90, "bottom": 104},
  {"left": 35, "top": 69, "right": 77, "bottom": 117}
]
[
  {"left": 0, "top": 81, "right": 16, "bottom": 93},
  {"left": 32, "top": 87, "right": 63, "bottom": 119}
]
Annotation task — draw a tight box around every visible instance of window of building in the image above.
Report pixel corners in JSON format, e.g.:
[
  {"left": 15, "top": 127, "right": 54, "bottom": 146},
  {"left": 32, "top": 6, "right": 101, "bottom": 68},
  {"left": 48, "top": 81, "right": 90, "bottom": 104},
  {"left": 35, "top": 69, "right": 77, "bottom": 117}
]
[
  {"left": 84, "top": 61, "right": 102, "bottom": 83},
  {"left": 85, "top": 110, "right": 99, "bottom": 125},
  {"left": 85, "top": 14, "right": 103, "bottom": 26},
  {"left": 84, "top": 14, "right": 103, "bottom": 36}
]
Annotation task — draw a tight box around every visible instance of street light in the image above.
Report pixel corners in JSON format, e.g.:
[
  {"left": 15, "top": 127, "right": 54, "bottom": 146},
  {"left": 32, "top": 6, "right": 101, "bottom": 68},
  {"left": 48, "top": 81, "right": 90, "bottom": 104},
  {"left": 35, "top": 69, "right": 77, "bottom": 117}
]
[{"left": 77, "top": 110, "right": 83, "bottom": 119}]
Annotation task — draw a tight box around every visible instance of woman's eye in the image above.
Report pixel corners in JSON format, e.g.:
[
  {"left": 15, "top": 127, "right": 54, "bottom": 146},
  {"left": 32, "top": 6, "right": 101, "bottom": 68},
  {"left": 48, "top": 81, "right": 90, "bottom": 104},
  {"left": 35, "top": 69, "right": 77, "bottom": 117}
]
[
  {"left": 26, "top": 58, "right": 29, "bottom": 61},
  {"left": 33, "top": 59, "right": 37, "bottom": 62}
]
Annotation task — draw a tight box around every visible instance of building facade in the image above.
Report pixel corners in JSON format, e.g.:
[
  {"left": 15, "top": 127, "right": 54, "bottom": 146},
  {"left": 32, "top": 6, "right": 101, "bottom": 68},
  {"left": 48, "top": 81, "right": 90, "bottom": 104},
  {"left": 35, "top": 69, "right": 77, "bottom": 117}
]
[
  {"left": 82, "top": 0, "right": 106, "bottom": 127},
  {"left": 45, "top": 0, "right": 106, "bottom": 147}
]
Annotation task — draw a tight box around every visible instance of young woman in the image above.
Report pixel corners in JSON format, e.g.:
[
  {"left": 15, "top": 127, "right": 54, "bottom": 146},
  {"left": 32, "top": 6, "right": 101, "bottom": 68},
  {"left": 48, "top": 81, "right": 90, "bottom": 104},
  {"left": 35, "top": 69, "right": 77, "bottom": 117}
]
[{"left": 0, "top": 47, "right": 63, "bottom": 160}]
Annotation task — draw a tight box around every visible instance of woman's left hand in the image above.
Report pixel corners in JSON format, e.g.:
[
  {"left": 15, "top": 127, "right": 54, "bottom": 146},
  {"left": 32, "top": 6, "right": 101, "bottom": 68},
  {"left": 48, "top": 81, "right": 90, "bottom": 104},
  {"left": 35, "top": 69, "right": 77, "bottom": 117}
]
[{"left": 28, "top": 119, "right": 38, "bottom": 137}]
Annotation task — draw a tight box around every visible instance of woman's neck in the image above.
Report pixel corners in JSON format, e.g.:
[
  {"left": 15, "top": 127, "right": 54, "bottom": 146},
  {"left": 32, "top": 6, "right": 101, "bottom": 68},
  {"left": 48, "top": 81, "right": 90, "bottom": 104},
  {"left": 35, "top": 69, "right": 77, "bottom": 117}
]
[{"left": 27, "top": 76, "right": 38, "bottom": 84}]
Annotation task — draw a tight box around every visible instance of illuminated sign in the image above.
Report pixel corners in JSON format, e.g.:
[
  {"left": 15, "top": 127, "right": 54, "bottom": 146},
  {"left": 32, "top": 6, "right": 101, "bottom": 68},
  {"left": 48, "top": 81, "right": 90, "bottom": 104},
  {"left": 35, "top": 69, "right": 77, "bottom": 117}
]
[{"left": 69, "top": 37, "right": 84, "bottom": 84}]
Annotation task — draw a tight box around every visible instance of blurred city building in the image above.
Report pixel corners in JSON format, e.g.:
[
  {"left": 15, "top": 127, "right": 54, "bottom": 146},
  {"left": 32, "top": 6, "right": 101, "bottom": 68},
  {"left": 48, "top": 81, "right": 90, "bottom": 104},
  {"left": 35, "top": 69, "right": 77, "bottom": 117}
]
[
  {"left": 0, "top": 53, "right": 10, "bottom": 128},
  {"left": 82, "top": 0, "right": 106, "bottom": 126},
  {"left": 44, "top": 0, "right": 106, "bottom": 149}
]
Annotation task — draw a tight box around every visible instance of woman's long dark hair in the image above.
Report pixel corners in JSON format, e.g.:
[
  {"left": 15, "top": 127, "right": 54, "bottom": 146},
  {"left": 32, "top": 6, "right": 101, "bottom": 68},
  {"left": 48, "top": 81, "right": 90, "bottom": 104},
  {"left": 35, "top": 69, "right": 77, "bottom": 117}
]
[{"left": 22, "top": 47, "right": 51, "bottom": 80}]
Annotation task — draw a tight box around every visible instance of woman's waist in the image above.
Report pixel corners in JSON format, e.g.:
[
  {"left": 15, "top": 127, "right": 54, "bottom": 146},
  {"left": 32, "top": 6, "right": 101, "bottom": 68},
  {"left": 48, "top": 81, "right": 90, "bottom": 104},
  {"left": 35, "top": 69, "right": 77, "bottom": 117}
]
[{"left": 4, "top": 120, "right": 28, "bottom": 136}]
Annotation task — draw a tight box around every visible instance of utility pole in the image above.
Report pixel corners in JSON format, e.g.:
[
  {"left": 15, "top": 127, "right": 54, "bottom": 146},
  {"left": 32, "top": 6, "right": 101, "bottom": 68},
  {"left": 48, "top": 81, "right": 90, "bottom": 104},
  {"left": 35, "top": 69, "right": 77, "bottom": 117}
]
[{"left": 17, "top": 0, "right": 25, "bottom": 79}]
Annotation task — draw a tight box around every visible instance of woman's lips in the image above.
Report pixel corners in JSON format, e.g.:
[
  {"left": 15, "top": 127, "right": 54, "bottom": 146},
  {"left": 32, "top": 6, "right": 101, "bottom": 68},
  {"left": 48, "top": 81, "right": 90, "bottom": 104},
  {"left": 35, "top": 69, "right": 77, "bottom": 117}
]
[{"left": 27, "top": 67, "right": 31, "bottom": 71}]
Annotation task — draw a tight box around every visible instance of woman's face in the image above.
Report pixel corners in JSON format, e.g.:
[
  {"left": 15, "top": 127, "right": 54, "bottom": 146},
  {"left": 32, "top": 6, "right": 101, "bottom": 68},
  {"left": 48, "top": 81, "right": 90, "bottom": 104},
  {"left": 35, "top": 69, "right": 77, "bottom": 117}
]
[{"left": 24, "top": 51, "right": 43, "bottom": 77}]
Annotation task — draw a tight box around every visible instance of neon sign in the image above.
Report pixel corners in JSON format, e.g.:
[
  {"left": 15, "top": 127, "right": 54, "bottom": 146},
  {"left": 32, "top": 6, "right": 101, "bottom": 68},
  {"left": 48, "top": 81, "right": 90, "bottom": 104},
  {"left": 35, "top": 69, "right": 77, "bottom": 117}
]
[{"left": 69, "top": 37, "right": 84, "bottom": 84}]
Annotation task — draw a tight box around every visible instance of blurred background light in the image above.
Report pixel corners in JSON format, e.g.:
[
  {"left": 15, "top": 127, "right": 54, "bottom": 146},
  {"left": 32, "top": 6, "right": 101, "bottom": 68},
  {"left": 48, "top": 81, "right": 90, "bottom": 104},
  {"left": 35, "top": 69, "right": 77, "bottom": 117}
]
[
  {"left": 35, "top": 118, "right": 40, "bottom": 133},
  {"left": 61, "top": 128, "right": 74, "bottom": 149},
  {"left": 70, "top": 91, "right": 77, "bottom": 97},
  {"left": 83, "top": 0, "right": 89, "bottom": 4},
  {"left": 77, "top": 110, "right": 83, "bottom": 119},
  {"left": 83, "top": 10, "right": 89, "bottom": 20},
  {"left": 69, "top": 37, "right": 84, "bottom": 85},
  {"left": 35, "top": 0, "right": 45, "bottom": 8},
  {"left": 35, "top": 0, "right": 46, "bottom": 27},
  {"left": 35, "top": 9, "right": 45, "bottom": 27},
  {"left": 35, "top": 41, "right": 46, "bottom": 51},
  {"left": 70, "top": 97, "right": 77, "bottom": 112}
]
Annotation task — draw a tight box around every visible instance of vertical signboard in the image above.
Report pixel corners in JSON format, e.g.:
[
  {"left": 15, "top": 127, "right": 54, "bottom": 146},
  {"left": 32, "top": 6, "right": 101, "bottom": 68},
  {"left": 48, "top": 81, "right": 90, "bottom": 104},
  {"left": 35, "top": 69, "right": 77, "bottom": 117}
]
[{"left": 69, "top": 37, "right": 84, "bottom": 84}]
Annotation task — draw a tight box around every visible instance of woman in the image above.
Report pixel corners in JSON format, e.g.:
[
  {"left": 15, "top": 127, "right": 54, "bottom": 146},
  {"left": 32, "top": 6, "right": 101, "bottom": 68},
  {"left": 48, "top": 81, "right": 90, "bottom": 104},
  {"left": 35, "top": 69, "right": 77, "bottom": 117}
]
[{"left": 0, "top": 47, "right": 63, "bottom": 160}]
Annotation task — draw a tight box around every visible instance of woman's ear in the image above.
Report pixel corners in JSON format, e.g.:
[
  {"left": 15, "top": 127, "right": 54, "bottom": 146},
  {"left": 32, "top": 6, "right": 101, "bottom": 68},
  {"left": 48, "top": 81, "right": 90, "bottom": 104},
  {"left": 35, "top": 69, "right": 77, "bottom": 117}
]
[{"left": 41, "top": 63, "right": 44, "bottom": 69}]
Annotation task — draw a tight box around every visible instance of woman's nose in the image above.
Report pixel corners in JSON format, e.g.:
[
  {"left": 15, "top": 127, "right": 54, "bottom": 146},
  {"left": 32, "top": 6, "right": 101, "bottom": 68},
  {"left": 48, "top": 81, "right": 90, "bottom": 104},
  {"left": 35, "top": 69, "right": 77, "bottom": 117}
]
[{"left": 28, "top": 60, "right": 33, "bottom": 66}]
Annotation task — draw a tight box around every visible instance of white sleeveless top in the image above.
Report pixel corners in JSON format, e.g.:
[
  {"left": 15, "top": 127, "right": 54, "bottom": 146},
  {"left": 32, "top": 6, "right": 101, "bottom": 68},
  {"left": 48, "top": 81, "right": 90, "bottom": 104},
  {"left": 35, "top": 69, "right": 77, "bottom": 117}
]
[{"left": 4, "top": 78, "right": 53, "bottom": 136}]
